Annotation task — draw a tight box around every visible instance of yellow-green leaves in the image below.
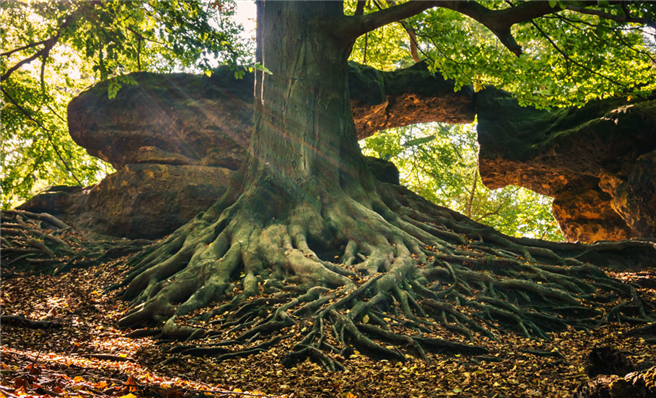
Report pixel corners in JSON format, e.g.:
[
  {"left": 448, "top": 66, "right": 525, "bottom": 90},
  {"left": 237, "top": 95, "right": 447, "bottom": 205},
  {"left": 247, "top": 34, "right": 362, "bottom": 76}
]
[{"left": 361, "top": 122, "right": 564, "bottom": 241}]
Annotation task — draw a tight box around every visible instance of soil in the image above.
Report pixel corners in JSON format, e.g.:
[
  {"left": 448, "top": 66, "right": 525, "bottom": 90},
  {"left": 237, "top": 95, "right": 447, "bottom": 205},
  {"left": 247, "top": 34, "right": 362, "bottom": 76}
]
[{"left": 2, "top": 257, "right": 655, "bottom": 398}]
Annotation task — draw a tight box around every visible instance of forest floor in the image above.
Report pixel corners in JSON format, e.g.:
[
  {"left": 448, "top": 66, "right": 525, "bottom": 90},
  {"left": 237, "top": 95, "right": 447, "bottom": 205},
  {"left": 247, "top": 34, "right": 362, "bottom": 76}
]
[{"left": 2, "top": 249, "right": 656, "bottom": 398}]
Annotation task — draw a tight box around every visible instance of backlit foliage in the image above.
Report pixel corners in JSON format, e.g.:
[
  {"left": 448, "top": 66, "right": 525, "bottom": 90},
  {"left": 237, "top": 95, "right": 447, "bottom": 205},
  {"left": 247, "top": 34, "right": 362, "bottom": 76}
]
[
  {"left": 1, "top": 0, "right": 251, "bottom": 208},
  {"left": 362, "top": 123, "right": 564, "bottom": 241}
]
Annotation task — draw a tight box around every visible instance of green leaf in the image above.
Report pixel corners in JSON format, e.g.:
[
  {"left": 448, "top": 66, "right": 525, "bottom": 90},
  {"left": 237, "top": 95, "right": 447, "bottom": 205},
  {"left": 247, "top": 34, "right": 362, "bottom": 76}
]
[
  {"left": 254, "top": 63, "right": 273, "bottom": 75},
  {"left": 107, "top": 79, "right": 121, "bottom": 99}
]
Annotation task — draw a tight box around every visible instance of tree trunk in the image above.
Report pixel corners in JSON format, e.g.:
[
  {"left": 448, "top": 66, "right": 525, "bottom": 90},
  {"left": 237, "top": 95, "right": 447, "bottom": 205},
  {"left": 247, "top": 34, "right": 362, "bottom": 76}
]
[
  {"left": 239, "top": 1, "right": 379, "bottom": 229},
  {"left": 248, "top": 1, "right": 365, "bottom": 191}
]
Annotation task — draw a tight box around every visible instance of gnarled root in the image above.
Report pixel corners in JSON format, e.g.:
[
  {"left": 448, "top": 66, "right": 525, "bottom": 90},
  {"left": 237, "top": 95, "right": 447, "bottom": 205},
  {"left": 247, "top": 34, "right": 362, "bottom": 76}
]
[
  {"left": 1, "top": 209, "right": 149, "bottom": 276},
  {"left": 115, "top": 180, "right": 656, "bottom": 369}
]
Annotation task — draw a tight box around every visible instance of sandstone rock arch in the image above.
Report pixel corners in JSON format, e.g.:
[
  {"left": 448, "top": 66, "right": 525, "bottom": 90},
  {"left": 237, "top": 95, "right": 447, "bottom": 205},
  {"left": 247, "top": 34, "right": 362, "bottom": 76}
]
[{"left": 20, "top": 63, "right": 656, "bottom": 242}]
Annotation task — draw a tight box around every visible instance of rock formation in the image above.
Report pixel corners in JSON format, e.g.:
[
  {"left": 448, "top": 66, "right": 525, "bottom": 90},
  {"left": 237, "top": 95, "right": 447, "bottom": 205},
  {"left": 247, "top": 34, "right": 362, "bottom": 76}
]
[
  {"left": 348, "top": 62, "right": 474, "bottom": 138},
  {"left": 68, "top": 62, "right": 474, "bottom": 171},
  {"left": 574, "top": 367, "right": 656, "bottom": 398},
  {"left": 20, "top": 63, "right": 472, "bottom": 238},
  {"left": 477, "top": 88, "right": 656, "bottom": 242},
  {"left": 19, "top": 62, "right": 656, "bottom": 242},
  {"left": 574, "top": 346, "right": 656, "bottom": 398}
]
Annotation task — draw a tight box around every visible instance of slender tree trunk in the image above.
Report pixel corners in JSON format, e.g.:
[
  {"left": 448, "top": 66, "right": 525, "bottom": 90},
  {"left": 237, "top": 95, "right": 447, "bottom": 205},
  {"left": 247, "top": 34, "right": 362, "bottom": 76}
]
[{"left": 466, "top": 165, "right": 478, "bottom": 218}]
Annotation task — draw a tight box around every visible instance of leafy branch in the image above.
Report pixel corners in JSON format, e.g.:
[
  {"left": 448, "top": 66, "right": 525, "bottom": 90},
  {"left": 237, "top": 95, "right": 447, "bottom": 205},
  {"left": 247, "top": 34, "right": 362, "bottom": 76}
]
[
  {"left": 528, "top": 18, "right": 629, "bottom": 91},
  {"left": 1, "top": 1, "right": 100, "bottom": 83},
  {"left": 1, "top": 87, "right": 83, "bottom": 186},
  {"left": 342, "top": 1, "right": 563, "bottom": 55}
]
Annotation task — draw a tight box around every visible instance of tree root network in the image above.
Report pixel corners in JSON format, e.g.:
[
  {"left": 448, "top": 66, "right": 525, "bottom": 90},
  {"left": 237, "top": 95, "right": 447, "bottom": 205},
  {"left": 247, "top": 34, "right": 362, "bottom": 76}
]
[
  {"left": 1, "top": 209, "right": 150, "bottom": 276},
  {"left": 108, "top": 179, "right": 656, "bottom": 370}
]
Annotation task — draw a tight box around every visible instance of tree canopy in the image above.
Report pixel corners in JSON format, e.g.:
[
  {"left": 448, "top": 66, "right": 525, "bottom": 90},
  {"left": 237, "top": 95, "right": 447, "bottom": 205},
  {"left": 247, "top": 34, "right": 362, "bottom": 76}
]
[
  {"left": 348, "top": 0, "right": 655, "bottom": 107},
  {"left": 361, "top": 122, "right": 563, "bottom": 241}
]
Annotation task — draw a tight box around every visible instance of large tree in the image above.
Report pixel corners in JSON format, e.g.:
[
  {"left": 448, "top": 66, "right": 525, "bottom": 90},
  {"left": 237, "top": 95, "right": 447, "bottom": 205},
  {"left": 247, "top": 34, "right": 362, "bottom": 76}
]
[
  {"left": 112, "top": 1, "right": 656, "bottom": 367},
  {"left": 5, "top": 0, "right": 654, "bottom": 368}
]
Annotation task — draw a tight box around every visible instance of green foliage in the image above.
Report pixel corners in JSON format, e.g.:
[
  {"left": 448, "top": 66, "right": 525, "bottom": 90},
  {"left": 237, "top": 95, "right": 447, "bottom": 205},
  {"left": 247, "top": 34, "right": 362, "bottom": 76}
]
[
  {"left": 411, "top": 2, "right": 656, "bottom": 107},
  {"left": 362, "top": 123, "right": 564, "bottom": 241},
  {"left": 1, "top": 57, "right": 112, "bottom": 209},
  {"left": 346, "top": 1, "right": 655, "bottom": 107},
  {"left": 350, "top": 22, "right": 414, "bottom": 71},
  {"left": 1, "top": 0, "right": 251, "bottom": 209}
]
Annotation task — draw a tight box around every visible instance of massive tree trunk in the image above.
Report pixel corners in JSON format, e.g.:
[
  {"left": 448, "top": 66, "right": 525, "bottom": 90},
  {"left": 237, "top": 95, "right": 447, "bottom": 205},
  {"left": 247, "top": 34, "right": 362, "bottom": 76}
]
[{"left": 116, "top": 1, "right": 655, "bottom": 368}]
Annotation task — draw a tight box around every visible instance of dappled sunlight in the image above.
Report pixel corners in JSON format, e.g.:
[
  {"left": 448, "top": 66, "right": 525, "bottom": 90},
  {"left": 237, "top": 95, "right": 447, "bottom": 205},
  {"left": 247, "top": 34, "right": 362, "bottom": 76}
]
[
  {"left": 3, "top": 2, "right": 656, "bottom": 397},
  {"left": 0, "top": 259, "right": 279, "bottom": 397}
]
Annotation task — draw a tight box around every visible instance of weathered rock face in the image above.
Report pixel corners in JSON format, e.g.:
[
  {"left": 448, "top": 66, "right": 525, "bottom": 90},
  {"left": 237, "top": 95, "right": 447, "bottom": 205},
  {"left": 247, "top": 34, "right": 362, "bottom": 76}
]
[
  {"left": 18, "top": 186, "right": 84, "bottom": 215},
  {"left": 69, "top": 63, "right": 474, "bottom": 170},
  {"left": 19, "top": 157, "right": 400, "bottom": 239},
  {"left": 68, "top": 70, "right": 254, "bottom": 170},
  {"left": 574, "top": 367, "right": 656, "bottom": 398},
  {"left": 348, "top": 62, "right": 475, "bottom": 138},
  {"left": 551, "top": 183, "right": 632, "bottom": 242},
  {"left": 611, "top": 150, "right": 656, "bottom": 237},
  {"left": 364, "top": 156, "right": 400, "bottom": 185},
  {"left": 575, "top": 347, "right": 656, "bottom": 398},
  {"left": 21, "top": 164, "right": 235, "bottom": 239},
  {"left": 24, "top": 62, "right": 471, "bottom": 239},
  {"left": 477, "top": 88, "right": 656, "bottom": 242},
  {"left": 75, "top": 164, "right": 234, "bottom": 239}
]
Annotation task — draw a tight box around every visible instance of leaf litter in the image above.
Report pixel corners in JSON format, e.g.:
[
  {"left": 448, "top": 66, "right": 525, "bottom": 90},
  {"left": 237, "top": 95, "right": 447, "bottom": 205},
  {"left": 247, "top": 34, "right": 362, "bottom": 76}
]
[{"left": 2, "top": 247, "right": 655, "bottom": 397}]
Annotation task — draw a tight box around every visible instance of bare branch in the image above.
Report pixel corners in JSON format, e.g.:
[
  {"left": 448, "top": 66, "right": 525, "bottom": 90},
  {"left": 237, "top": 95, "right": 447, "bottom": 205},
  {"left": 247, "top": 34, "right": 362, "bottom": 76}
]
[
  {"left": 1, "top": 38, "right": 56, "bottom": 82},
  {"left": 339, "top": 1, "right": 563, "bottom": 56},
  {"left": 565, "top": 5, "right": 656, "bottom": 29},
  {"left": 379, "top": 0, "right": 422, "bottom": 62},
  {"left": 621, "top": 2, "right": 631, "bottom": 20},
  {"left": 475, "top": 188, "right": 519, "bottom": 222},
  {"left": 1, "top": 1, "right": 100, "bottom": 82},
  {"left": 407, "top": 26, "right": 421, "bottom": 63},
  {"left": 466, "top": 167, "right": 478, "bottom": 219},
  {"left": 338, "top": 0, "right": 654, "bottom": 55},
  {"left": 529, "top": 19, "right": 629, "bottom": 90},
  {"left": 355, "top": 0, "right": 366, "bottom": 17},
  {"left": 0, "top": 40, "right": 49, "bottom": 58},
  {"left": 550, "top": 13, "right": 656, "bottom": 64}
]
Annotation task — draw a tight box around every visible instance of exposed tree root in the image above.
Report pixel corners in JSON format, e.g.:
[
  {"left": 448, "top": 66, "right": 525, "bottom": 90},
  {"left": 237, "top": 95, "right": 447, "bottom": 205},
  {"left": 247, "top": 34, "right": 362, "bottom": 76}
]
[
  {"left": 0, "top": 315, "right": 61, "bottom": 329},
  {"left": 1, "top": 210, "right": 150, "bottom": 276},
  {"left": 114, "top": 177, "right": 656, "bottom": 370}
]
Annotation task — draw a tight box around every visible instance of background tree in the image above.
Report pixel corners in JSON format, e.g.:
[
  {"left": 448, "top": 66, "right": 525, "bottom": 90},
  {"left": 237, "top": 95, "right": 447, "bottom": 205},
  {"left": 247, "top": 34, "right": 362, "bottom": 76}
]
[
  {"left": 1, "top": 0, "right": 250, "bottom": 208},
  {"left": 361, "top": 122, "right": 564, "bottom": 241},
  {"left": 113, "top": 0, "right": 656, "bottom": 369}
]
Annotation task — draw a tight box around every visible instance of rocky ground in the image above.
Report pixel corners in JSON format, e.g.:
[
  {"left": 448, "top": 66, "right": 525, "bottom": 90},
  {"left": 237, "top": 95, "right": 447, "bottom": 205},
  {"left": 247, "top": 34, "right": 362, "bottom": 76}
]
[{"left": 2, "top": 238, "right": 656, "bottom": 398}]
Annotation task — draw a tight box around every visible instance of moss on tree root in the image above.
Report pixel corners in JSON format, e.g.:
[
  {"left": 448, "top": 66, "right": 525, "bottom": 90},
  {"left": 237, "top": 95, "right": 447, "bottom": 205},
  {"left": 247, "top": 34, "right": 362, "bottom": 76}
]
[{"left": 114, "top": 179, "right": 656, "bottom": 369}]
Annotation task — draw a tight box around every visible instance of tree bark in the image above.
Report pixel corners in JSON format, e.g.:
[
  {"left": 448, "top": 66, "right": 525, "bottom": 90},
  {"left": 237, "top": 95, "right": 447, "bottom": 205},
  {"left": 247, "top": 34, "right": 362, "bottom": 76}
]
[{"left": 247, "top": 1, "right": 366, "bottom": 192}]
